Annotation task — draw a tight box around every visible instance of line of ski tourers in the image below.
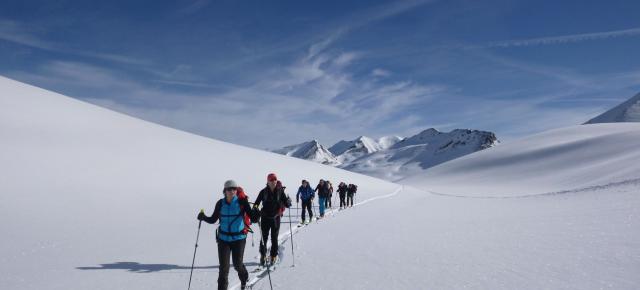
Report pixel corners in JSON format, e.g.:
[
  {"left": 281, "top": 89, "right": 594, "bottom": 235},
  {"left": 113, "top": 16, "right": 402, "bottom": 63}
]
[{"left": 194, "top": 173, "right": 358, "bottom": 290}]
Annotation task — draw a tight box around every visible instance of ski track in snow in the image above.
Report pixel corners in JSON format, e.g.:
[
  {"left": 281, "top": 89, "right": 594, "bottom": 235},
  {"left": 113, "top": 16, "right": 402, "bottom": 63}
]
[
  {"left": 425, "top": 177, "right": 640, "bottom": 199},
  {"left": 230, "top": 186, "right": 403, "bottom": 290}
]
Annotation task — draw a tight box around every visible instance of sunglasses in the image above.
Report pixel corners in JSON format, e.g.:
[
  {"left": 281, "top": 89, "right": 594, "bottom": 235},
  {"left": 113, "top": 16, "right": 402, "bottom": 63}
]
[{"left": 224, "top": 187, "right": 238, "bottom": 192}]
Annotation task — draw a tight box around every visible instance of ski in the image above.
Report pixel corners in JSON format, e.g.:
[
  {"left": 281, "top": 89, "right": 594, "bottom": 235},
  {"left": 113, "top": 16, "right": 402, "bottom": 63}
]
[{"left": 245, "top": 257, "right": 282, "bottom": 289}]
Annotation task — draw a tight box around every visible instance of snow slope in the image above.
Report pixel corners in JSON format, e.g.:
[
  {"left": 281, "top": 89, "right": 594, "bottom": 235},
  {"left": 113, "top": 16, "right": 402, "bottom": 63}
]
[
  {"left": 267, "top": 183, "right": 640, "bottom": 290},
  {"left": 0, "top": 76, "right": 398, "bottom": 290},
  {"left": 402, "top": 123, "right": 640, "bottom": 197},
  {"left": 585, "top": 92, "right": 640, "bottom": 124},
  {"left": 3, "top": 75, "right": 639, "bottom": 290}
]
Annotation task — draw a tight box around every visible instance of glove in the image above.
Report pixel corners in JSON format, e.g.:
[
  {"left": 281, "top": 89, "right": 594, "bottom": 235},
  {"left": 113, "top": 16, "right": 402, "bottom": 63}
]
[
  {"left": 249, "top": 208, "right": 260, "bottom": 223},
  {"left": 296, "top": 198, "right": 299, "bottom": 204},
  {"left": 285, "top": 197, "right": 292, "bottom": 208},
  {"left": 197, "top": 212, "right": 206, "bottom": 221}
]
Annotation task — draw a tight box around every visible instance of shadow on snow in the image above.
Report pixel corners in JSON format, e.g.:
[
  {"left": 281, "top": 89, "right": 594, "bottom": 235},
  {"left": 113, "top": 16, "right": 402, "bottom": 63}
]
[{"left": 76, "top": 261, "right": 259, "bottom": 273}]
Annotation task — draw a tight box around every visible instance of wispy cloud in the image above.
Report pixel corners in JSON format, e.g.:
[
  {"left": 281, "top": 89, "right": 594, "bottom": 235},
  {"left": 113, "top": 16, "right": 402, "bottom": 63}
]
[
  {"left": 371, "top": 68, "right": 391, "bottom": 77},
  {"left": 8, "top": 41, "right": 442, "bottom": 148},
  {"left": 0, "top": 19, "right": 150, "bottom": 66},
  {"left": 177, "top": 0, "right": 211, "bottom": 16},
  {"left": 469, "top": 27, "right": 640, "bottom": 49},
  {"left": 468, "top": 49, "right": 597, "bottom": 88},
  {"left": 307, "top": 0, "right": 436, "bottom": 57}
]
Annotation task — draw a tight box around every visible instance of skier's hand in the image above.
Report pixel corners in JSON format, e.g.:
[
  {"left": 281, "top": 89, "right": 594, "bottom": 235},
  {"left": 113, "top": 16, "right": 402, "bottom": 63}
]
[
  {"left": 249, "top": 209, "right": 260, "bottom": 223},
  {"left": 296, "top": 198, "right": 299, "bottom": 204},
  {"left": 285, "top": 197, "right": 292, "bottom": 208},
  {"left": 197, "top": 212, "right": 206, "bottom": 221}
]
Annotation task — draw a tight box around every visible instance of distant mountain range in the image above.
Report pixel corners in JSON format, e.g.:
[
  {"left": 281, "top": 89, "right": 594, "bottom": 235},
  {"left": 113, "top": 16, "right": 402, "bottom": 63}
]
[{"left": 273, "top": 128, "right": 498, "bottom": 181}]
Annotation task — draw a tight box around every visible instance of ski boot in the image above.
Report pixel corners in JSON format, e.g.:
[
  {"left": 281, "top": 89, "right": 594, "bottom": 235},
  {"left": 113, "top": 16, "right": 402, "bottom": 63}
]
[
  {"left": 270, "top": 255, "right": 278, "bottom": 266},
  {"left": 260, "top": 254, "right": 267, "bottom": 267}
]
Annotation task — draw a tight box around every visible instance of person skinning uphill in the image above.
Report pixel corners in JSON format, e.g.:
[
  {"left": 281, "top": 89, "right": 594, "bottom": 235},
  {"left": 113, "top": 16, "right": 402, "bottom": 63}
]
[
  {"left": 326, "top": 180, "right": 334, "bottom": 208},
  {"left": 253, "top": 173, "right": 291, "bottom": 266},
  {"left": 197, "top": 180, "right": 253, "bottom": 290},
  {"left": 314, "top": 179, "right": 330, "bottom": 218},
  {"left": 296, "top": 179, "right": 315, "bottom": 224},
  {"left": 337, "top": 182, "right": 348, "bottom": 209},
  {"left": 347, "top": 183, "right": 357, "bottom": 207}
]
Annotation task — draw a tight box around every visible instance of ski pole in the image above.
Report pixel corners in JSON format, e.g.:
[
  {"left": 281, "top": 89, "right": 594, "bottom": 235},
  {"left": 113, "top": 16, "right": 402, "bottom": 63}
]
[
  {"left": 187, "top": 209, "right": 204, "bottom": 290},
  {"left": 288, "top": 205, "right": 295, "bottom": 267}
]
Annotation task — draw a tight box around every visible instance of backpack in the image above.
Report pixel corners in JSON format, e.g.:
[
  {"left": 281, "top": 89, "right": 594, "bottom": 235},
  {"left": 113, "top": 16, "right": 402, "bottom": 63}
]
[
  {"left": 276, "top": 181, "right": 287, "bottom": 217},
  {"left": 236, "top": 187, "right": 253, "bottom": 234}
]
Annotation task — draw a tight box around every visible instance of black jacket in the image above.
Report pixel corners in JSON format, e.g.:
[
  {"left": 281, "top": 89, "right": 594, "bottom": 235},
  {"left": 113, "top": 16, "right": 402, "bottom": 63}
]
[
  {"left": 254, "top": 183, "right": 288, "bottom": 218},
  {"left": 337, "top": 184, "right": 348, "bottom": 195},
  {"left": 315, "top": 183, "right": 331, "bottom": 198}
]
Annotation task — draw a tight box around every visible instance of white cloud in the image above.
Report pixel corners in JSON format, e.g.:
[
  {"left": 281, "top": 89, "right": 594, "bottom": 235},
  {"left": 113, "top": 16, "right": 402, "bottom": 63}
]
[
  {"left": 0, "top": 19, "right": 150, "bottom": 66},
  {"left": 8, "top": 44, "right": 442, "bottom": 149},
  {"left": 371, "top": 68, "right": 391, "bottom": 77},
  {"left": 177, "top": 0, "right": 211, "bottom": 16},
  {"left": 470, "top": 27, "right": 640, "bottom": 49}
]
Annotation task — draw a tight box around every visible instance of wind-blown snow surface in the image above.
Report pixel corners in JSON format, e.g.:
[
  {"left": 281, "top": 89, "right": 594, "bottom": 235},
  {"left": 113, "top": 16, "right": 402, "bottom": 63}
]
[
  {"left": 0, "top": 76, "right": 398, "bottom": 290},
  {"left": 273, "top": 184, "right": 640, "bottom": 290},
  {"left": 402, "top": 123, "right": 640, "bottom": 197}
]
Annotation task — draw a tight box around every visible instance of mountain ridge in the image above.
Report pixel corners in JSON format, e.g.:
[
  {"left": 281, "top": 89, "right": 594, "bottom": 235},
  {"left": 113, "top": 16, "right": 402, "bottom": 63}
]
[{"left": 274, "top": 128, "right": 498, "bottom": 181}]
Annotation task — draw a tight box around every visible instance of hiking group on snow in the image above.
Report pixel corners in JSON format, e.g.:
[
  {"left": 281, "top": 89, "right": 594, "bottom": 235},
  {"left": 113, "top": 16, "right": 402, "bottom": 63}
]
[{"left": 195, "top": 173, "right": 358, "bottom": 290}]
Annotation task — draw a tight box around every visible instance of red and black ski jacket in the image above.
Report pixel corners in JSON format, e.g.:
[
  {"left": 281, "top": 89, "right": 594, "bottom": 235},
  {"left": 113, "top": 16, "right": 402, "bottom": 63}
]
[{"left": 254, "top": 182, "right": 288, "bottom": 218}]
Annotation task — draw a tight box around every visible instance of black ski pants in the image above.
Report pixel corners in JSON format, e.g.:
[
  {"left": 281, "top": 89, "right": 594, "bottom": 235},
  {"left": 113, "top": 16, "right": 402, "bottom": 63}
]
[
  {"left": 339, "top": 193, "right": 346, "bottom": 207},
  {"left": 259, "top": 216, "right": 281, "bottom": 257},
  {"left": 217, "top": 238, "right": 248, "bottom": 290},
  {"left": 347, "top": 193, "right": 354, "bottom": 207},
  {"left": 301, "top": 199, "right": 313, "bottom": 221}
]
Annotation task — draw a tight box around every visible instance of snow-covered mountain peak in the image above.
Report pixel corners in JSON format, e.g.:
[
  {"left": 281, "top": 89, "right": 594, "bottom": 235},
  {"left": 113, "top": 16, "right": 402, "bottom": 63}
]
[
  {"left": 328, "top": 135, "right": 380, "bottom": 156},
  {"left": 353, "top": 135, "right": 382, "bottom": 153},
  {"left": 392, "top": 128, "right": 441, "bottom": 148},
  {"left": 585, "top": 92, "right": 640, "bottom": 124},
  {"left": 272, "top": 139, "right": 339, "bottom": 165}
]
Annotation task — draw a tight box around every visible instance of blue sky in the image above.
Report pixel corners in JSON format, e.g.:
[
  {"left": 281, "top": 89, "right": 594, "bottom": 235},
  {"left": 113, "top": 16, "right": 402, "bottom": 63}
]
[{"left": 1, "top": 0, "right": 639, "bottom": 149}]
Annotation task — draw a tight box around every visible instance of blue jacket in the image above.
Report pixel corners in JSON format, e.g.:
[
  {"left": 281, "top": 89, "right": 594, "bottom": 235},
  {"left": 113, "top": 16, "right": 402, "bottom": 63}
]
[
  {"left": 202, "top": 195, "right": 250, "bottom": 242},
  {"left": 296, "top": 185, "right": 315, "bottom": 202}
]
